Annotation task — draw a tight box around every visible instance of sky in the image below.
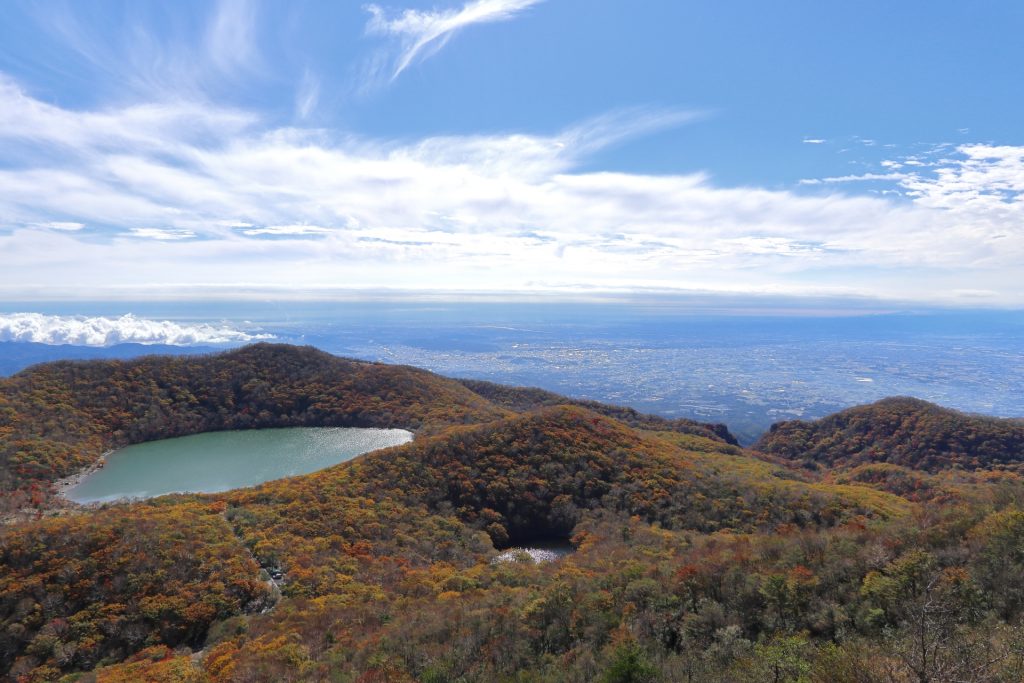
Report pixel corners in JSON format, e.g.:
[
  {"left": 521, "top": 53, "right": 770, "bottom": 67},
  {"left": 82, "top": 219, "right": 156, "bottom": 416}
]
[{"left": 1, "top": 0, "right": 1023, "bottom": 306}]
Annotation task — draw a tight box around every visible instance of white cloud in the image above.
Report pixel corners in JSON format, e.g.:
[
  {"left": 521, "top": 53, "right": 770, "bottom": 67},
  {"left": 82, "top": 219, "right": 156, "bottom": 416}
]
[
  {"left": 365, "top": 0, "right": 543, "bottom": 81},
  {"left": 1, "top": 73, "right": 1024, "bottom": 305},
  {"left": 18, "top": 0, "right": 272, "bottom": 106},
  {"left": 206, "top": 0, "right": 261, "bottom": 75},
  {"left": 127, "top": 228, "right": 197, "bottom": 240},
  {"left": 241, "top": 224, "right": 335, "bottom": 236},
  {"left": 900, "top": 144, "right": 1024, "bottom": 211},
  {"left": 804, "top": 143, "right": 1024, "bottom": 214},
  {"left": 295, "top": 69, "right": 320, "bottom": 120},
  {"left": 36, "top": 221, "right": 85, "bottom": 231},
  {"left": 0, "top": 73, "right": 255, "bottom": 156},
  {"left": 0, "top": 313, "right": 273, "bottom": 346},
  {"left": 799, "top": 172, "right": 909, "bottom": 185},
  {"left": 803, "top": 138, "right": 826, "bottom": 144}
]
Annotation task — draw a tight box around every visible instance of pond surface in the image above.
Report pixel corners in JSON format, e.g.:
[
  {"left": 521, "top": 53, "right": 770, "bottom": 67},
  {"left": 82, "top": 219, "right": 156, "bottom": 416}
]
[
  {"left": 493, "top": 539, "right": 575, "bottom": 564},
  {"left": 65, "top": 427, "right": 412, "bottom": 503}
]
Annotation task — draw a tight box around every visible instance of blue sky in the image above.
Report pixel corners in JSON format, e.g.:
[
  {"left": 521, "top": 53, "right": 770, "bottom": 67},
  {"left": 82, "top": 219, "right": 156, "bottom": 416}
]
[{"left": 1, "top": 0, "right": 1023, "bottom": 305}]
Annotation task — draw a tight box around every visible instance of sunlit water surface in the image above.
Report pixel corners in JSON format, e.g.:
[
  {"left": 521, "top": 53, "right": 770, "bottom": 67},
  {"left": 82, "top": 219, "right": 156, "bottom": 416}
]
[{"left": 66, "top": 427, "right": 412, "bottom": 503}]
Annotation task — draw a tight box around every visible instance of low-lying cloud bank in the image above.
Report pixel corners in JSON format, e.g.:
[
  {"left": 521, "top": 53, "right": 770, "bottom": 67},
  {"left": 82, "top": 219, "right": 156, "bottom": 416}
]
[{"left": 0, "top": 313, "right": 273, "bottom": 347}]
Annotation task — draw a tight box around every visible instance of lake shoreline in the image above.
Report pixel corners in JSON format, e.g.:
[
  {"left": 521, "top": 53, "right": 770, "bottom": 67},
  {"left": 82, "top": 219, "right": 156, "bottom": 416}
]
[
  {"left": 54, "top": 449, "right": 115, "bottom": 505},
  {"left": 60, "top": 427, "right": 413, "bottom": 504}
]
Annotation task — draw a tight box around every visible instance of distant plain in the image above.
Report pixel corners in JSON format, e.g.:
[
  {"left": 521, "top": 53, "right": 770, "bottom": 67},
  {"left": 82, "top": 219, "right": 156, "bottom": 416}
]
[{"left": 3, "top": 302, "right": 1021, "bottom": 444}]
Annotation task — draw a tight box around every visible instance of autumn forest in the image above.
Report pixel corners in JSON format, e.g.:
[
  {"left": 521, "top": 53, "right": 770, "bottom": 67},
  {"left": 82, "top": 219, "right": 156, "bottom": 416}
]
[{"left": 3, "top": 344, "right": 1024, "bottom": 682}]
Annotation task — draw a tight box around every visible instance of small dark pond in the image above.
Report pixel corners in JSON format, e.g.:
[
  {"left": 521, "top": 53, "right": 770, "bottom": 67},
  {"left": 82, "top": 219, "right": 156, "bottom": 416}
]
[{"left": 492, "top": 539, "right": 575, "bottom": 564}]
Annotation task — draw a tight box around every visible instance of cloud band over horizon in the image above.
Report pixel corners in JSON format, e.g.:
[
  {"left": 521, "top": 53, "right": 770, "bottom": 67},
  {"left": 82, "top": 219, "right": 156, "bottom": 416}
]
[{"left": 0, "top": 313, "right": 273, "bottom": 347}]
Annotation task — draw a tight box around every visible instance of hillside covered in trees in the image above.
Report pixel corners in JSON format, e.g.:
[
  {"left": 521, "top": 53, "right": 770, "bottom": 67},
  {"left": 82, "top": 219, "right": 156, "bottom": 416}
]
[
  {"left": 0, "top": 345, "right": 511, "bottom": 507},
  {"left": 3, "top": 346, "right": 1024, "bottom": 682},
  {"left": 756, "top": 397, "right": 1024, "bottom": 473},
  {"left": 0, "top": 345, "right": 739, "bottom": 510}
]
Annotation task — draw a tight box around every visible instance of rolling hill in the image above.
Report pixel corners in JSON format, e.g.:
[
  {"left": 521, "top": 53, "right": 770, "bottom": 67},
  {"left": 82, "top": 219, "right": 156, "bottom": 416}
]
[
  {"left": 756, "top": 396, "right": 1024, "bottom": 473},
  {"left": 3, "top": 346, "right": 1024, "bottom": 682}
]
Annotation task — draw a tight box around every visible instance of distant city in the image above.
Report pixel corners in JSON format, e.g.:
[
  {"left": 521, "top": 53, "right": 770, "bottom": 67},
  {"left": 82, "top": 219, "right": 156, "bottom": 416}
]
[
  {"left": 311, "top": 306, "right": 1024, "bottom": 444},
  {"left": 4, "top": 302, "right": 1020, "bottom": 444}
]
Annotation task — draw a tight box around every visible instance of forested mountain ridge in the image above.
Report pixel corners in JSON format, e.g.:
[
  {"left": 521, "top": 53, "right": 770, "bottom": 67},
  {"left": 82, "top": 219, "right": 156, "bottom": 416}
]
[
  {"left": 456, "top": 378, "right": 738, "bottom": 445},
  {"left": 0, "top": 344, "right": 737, "bottom": 508},
  {"left": 756, "top": 396, "right": 1024, "bottom": 473},
  {"left": 4, "top": 346, "right": 1024, "bottom": 681},
  {"left": 0, "top": 344, "right": 507, "bottom": 503},
  {"left": 342, "top": 405, "right": 895, "bottom": 544},
  {"left": 0, "top": 401, "right": 903, "bottom": 681}
]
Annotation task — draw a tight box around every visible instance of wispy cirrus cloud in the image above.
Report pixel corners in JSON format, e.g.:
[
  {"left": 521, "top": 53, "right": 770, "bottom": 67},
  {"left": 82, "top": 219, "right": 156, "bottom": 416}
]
[
  {"left": 0, "top": 72, "right": 255, "bottom": 157},
  {"left": 240, "top": 224, "right": 335, "bottom": 237},
  {"left": 295, "top": 69, "right": 321, "bottom": 120},
  {"left": 127, "top": 228, "right": 197, "bottom": 241},
  {"left": 34, "top": 222, "right": 85, "bottom": 231},
  {"left": 0, "top": 313, "right": 272, "bottom": 346},
  {"left": 21, "top": 0, "right": 265, "bottom": 101},
  {"left": 365, "top": 0, "right": 543, "bottom": 82},
  {"left": 205, "top": 0, "right": 262, "bottom": 76},
  {"left": 1, "top": 73, "right": 1023, "bottom": 305},
  {"left": 799, "top": 172, "right": 909, "bottom": 186}
]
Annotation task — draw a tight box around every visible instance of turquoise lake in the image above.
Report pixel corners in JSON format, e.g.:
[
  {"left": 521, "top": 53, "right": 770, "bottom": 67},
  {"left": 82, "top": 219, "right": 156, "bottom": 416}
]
[{"left": 65, "top": 427, "right": 413, "bottom": 504}]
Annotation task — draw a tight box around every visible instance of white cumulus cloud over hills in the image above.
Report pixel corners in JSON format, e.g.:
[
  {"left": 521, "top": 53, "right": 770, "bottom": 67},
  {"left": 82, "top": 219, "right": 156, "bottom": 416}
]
[{"left": 0, "top": 313, "right": 273, "bottom": 347}]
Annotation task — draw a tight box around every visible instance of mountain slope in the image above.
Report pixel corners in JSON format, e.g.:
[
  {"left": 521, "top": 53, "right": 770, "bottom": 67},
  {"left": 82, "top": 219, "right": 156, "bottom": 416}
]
[
  {"left": 7, "top": 347, "right": 1024, "bottom": 682},
  {"left": 0, "top": 344, "right": 739, "bottom": 509},
  {"left": 0, "top": 363, "right": 908, "bottom": 680},
  {"left": 0, "top": 500, "right": 270, "bottom": 678},
  {"left": 756, "top": 396, "right": 1024, "bottom": 473},
  {"left": 457, "top": 378, "right": 738, "bottom": 444},
  {"left": 0, "top": 344, "right": 509, "bottom": 500}
]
